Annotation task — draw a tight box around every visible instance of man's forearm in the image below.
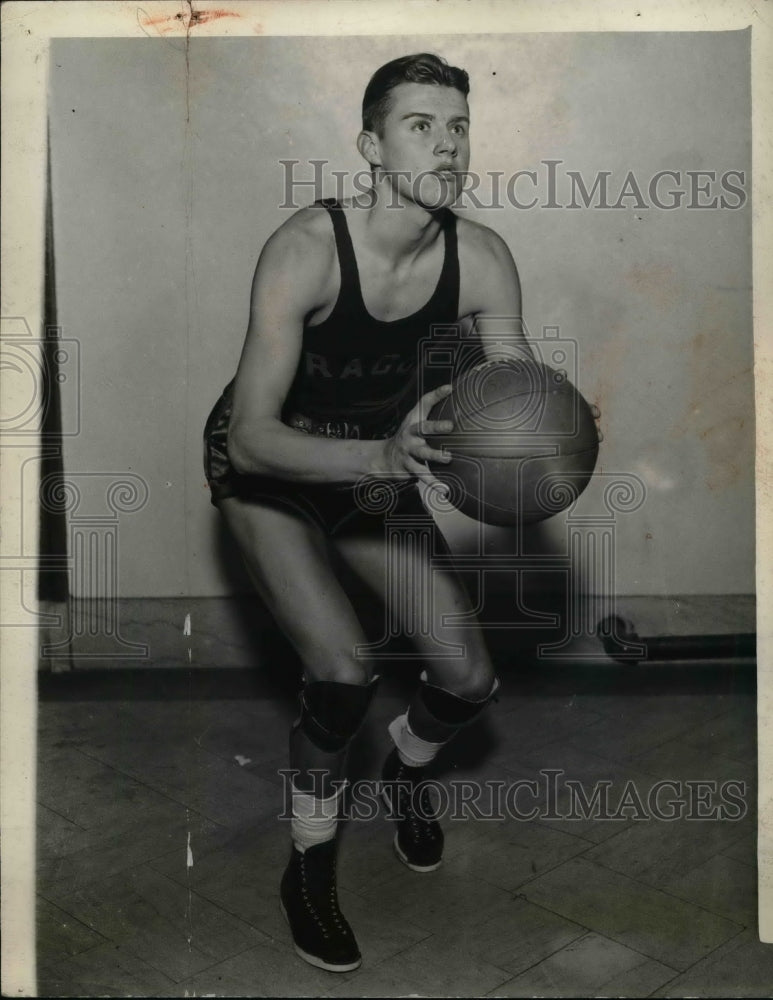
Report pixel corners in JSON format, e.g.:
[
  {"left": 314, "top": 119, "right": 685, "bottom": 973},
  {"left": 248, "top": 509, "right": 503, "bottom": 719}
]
[{"left": 227, "top": 418, "right": 389, "bottom": 484}]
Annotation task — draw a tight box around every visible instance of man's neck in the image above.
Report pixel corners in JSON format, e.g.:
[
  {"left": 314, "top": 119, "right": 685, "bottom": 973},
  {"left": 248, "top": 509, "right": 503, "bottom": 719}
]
[{"left": 356, "top": 181, "right": 445, "bottom": 266}]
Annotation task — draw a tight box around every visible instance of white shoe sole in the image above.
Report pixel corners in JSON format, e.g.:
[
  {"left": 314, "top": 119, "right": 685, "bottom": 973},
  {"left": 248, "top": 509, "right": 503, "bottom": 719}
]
[
  {"left": 392, "top": 831, "right": 443, "bottom": 872},
  {"left": 279, "top": 900, "right": 362, "bottom": 973}
]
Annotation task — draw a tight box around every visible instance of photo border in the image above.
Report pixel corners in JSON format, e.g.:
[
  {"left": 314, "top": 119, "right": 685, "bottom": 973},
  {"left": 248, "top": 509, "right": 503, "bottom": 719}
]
[{"left": 1, "top": 1, "right": 770, "bottom": 994}]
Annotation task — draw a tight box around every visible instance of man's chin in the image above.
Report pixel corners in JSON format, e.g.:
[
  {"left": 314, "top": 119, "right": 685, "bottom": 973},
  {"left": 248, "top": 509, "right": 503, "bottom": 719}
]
[
  {"left": 374, "top": 172, "right": 465, "bottom": 210},
  {"left": 412, "top": 174, "right": 465, "bottom": 211}
]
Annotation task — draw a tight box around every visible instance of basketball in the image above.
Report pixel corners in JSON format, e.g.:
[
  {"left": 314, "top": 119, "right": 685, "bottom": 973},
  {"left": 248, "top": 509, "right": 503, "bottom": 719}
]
[{"left": 426, "top": 358, "right": 600, "bottom": 525}]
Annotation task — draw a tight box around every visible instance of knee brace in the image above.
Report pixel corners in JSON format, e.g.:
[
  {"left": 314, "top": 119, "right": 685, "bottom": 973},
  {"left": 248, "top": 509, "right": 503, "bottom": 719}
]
[
  {"left": 295, "top": 675, "right": 379, "bottom": 753},
  {"left": 406, "top": 673, "right": 500, "bottom": 744}
]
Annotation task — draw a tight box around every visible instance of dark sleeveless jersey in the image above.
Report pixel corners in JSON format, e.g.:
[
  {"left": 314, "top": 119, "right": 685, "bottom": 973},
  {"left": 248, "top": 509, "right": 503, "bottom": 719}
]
[
  {"left": 281, "top": 198, "right": 460, "bottom": 439},
  {"left": 203, "top": 199, "right": 460, "bottom": 503}
]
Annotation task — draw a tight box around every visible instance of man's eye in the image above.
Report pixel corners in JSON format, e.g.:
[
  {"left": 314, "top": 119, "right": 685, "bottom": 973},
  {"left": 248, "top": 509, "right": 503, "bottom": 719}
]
[
  {"left": 413, "top": 121, "right": 429, "bottom": 131},
  {"left": 451, "top": 125, "right": 467, "bottom": 136}
]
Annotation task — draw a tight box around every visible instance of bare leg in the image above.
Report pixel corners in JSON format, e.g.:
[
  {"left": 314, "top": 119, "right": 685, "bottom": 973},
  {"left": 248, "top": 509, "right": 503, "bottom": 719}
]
[
  {"left": 334, "top": 515, "right": 497, "bottom": 871},
  {"left": 218, "top": 495, "right": 371, "bottom": 971},
  {"left": 219, "top": 495, "right": 373, "bottom": 794},
  {"left": 333, "top": 520, "right": 496, "bottom": 698}
]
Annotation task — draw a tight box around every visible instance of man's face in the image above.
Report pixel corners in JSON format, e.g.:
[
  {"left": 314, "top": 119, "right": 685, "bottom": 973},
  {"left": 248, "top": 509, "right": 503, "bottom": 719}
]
[{"left": 368, "top": 81, "right": 470, "bottom": 209}]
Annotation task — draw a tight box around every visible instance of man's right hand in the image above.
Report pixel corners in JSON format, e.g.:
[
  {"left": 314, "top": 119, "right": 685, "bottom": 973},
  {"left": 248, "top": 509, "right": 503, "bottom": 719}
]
[{"left": 376, "top": 384, "right": 455, "bottom": 483}]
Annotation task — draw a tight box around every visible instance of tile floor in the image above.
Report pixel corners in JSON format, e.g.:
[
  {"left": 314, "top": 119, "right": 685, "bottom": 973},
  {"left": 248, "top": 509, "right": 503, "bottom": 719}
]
[{"left": 37, "top": 648, "right": 769, "bottom": 997}]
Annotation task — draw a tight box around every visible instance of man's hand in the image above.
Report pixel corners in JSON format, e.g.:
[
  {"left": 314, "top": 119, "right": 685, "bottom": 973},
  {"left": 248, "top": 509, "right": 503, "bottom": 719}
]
[
  {"left": 377, "top": 384, "right": 455, "bottom": 483},
  {"left": 590, "top": 403, "right": 604, "bottom": 443}
]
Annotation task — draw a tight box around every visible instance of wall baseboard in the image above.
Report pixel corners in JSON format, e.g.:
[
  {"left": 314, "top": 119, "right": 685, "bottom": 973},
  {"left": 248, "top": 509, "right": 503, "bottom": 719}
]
[{"left": 37, "top": 593, "right": 757, "bottom": 671}]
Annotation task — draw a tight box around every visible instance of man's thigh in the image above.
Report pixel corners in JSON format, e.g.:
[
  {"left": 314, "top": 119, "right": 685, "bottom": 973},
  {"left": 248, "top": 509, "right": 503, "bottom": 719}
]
[
  {"left": 332, "top": 516, "right": 493, "bottom": 689},
  {"left": 218, "top": 495, "right": 371, "bottom": 681}
]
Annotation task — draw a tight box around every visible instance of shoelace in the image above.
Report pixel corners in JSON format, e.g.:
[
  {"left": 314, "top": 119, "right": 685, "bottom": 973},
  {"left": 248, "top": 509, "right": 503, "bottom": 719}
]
[
  {"left": 394, "top": 773, "right": 439, "bottom": 831},
  {"left": 300, "top": 852, "right": 347, "bottom": 937}
]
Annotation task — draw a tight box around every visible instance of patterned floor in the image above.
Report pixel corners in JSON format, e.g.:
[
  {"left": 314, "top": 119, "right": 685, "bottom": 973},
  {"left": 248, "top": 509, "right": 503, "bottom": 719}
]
[{"left": 36, "top": 655, "right": 768, "bottom": 997}]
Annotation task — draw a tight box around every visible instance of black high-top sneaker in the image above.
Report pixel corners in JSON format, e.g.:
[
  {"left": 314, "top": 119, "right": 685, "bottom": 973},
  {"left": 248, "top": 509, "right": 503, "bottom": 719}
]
[
  {"left": 279, "top": 840, "right": 361, "bottom": 972},
  {"left": 381, "top": 748, "right": 443, "bottom": 872}
]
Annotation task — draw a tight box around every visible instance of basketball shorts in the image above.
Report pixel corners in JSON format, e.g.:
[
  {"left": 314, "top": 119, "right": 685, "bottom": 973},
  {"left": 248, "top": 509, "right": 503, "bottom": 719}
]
[{"left": 203, "top": 386, "right": 429, "bottom": 537}]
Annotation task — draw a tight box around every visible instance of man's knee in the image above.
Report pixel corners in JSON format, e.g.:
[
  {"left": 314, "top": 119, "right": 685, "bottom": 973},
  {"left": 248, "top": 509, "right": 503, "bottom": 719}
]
[
  {"left": 297, "top": 649, "right": 371, "bottom": 688},
  {"left": 406, "top": 669, "right": 500, "bottom": 743},
  {"left": 456, "top": 665, "right": 498, "bottom": 703},
  {"left": 428, "top": 655, "right": 497, "bottom": 703},
  {"left": 295, "top": 674, "right": 379, "bottom": 752}
]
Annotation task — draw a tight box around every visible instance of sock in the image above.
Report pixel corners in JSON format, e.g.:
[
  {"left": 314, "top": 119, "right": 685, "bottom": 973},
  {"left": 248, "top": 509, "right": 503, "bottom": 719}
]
[
  {"left": 290, "top": 783, "right": 345, "bottom": 853},
  {"left": 387, "top": 713, "right": 445, "bottom": 768},
  {"left": 389, "top": 674, "right": 501, "bottom": 768}
]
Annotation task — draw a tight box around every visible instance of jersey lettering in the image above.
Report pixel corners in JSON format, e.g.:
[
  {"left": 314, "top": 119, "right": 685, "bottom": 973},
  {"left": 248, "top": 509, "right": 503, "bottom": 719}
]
[
  {"left": 303, "top": 351, "right": 415, "bottom": 379},
  {"left": 371, "top": 353, "right": 399, "bottom": 375},
  {"left": 306, "top": 353, "right": 333, "bottom": 378},
  {"left": 340, "top": 358, "right": 364, "bottom": 379}
]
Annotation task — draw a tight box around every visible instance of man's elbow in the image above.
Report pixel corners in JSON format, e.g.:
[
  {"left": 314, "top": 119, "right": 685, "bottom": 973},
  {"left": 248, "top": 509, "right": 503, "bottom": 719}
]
[{"left": 227, "top": 419, "right": 272, "bottom": 476}]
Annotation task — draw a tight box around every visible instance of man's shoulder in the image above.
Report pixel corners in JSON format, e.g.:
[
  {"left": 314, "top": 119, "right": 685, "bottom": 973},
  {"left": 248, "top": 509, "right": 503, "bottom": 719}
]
[
  {"left": 454, "top": 213, "right": 513, "bottom": 262},
  {"left": 262, "top": 204, "right": 335, "bottom": 268},
  {"left": 453, "top": 213, "right": 521, "bottom": 314}
]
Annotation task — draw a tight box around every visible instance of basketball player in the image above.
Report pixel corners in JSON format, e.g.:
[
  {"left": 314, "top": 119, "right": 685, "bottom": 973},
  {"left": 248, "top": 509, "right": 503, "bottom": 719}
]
[{"left": 204, "top": 54, "right": 532, "bottom": 972}]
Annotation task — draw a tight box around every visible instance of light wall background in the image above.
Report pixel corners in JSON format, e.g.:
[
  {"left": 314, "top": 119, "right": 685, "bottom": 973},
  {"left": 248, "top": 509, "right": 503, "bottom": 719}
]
[{"left": 48, "top": 31, "right": 753, "bottom": 599}]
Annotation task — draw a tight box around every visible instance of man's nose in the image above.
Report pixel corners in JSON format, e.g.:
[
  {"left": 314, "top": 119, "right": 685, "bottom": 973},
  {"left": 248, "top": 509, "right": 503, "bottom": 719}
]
[{"left": 434, "top": 131, "right": 457, "bottom": 156}]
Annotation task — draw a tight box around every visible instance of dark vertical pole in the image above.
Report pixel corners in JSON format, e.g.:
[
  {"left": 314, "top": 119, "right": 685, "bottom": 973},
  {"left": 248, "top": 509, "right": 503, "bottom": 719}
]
[{"left": 38, "top": 122, "right": 69, "bottom": 604}]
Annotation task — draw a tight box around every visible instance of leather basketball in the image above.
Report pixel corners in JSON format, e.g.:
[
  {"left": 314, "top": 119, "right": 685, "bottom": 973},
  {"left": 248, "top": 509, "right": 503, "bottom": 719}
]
[{"left": 427, "top": 359, "right": 599, "bottom": 525}]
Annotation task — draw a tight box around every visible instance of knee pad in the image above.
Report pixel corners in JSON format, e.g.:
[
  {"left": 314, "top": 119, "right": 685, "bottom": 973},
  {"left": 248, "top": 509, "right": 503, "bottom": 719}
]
[
  {"left": 296, "top": 675, "right": 379, "bottom": 753},
  {"left": 406, "top": 673, "right": 500, "bottom": 743}
]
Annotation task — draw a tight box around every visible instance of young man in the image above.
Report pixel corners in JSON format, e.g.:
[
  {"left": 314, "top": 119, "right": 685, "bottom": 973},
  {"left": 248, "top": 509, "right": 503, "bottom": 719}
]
[{"left": 203, "top": 53, "right": 531, "bottom": 972}]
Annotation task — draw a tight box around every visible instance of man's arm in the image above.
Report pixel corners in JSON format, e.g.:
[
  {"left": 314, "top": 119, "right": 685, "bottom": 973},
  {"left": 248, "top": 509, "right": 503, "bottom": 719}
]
[
  {"left": 227, "top": 209, "right": 388, "bottom": 483},
  {"left": 227, "top": 210, "right": 453, "bottom": 485},
  {"left": 457, "top": 221, "right": 533, "bottom": 362},
  {"left": 458, "top": 220, "right": 603, "bottom": 433}
]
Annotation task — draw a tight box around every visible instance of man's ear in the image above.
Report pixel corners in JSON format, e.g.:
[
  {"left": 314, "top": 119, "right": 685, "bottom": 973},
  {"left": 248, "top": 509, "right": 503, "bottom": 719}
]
[{"left": 357, "top": 130, "right": 381, "bottom": 167}]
